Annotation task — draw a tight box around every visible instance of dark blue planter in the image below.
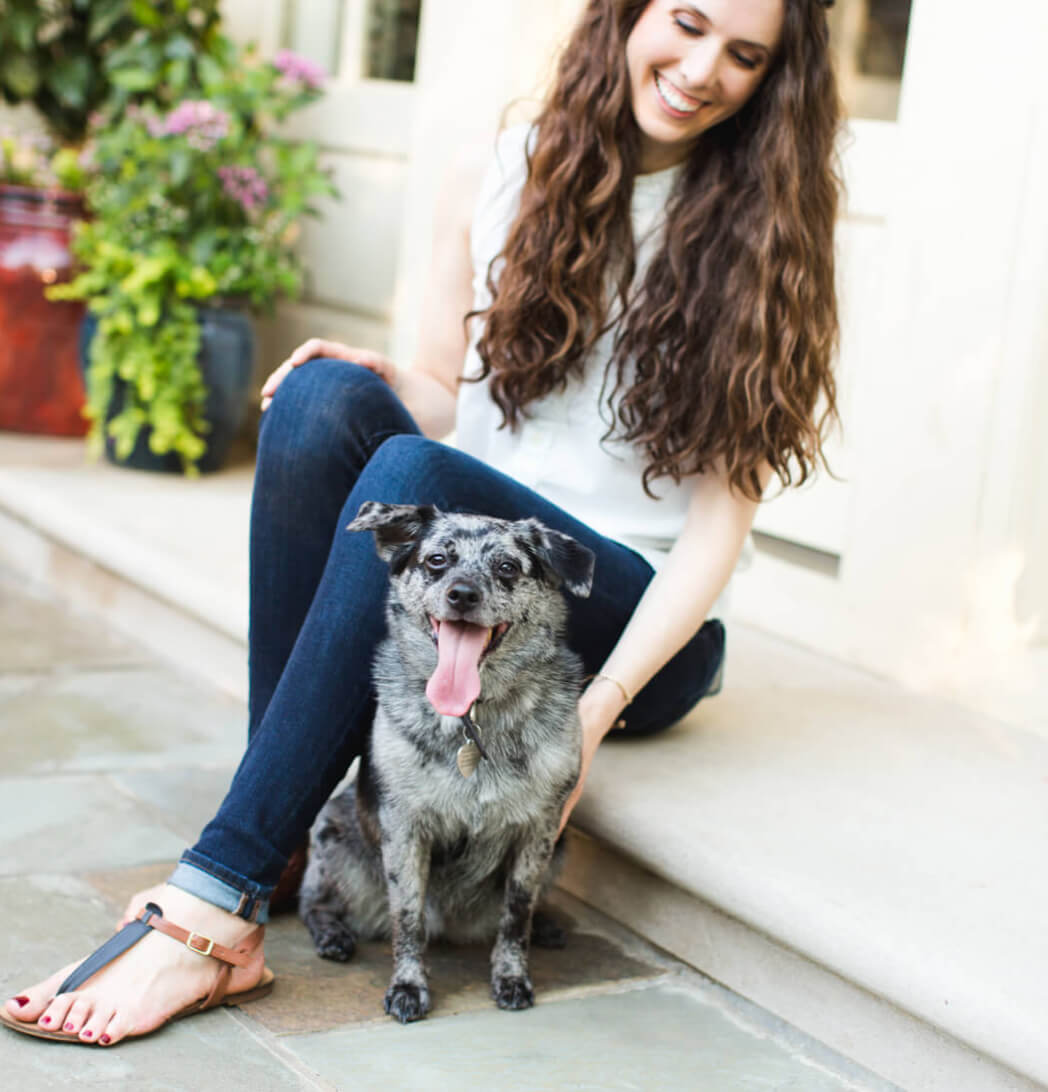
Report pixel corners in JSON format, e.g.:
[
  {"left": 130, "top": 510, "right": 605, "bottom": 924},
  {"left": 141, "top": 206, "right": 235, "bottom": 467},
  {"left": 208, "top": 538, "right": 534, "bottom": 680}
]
[{"left": 80, "top": 307, "right": 254, "bottom": 473}]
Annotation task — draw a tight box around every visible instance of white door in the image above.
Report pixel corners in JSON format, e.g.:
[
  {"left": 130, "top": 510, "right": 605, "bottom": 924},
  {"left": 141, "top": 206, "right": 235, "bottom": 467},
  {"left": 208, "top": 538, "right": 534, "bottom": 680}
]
[{"left": 222, "top": 0, "right": 424, "bottom": 358}]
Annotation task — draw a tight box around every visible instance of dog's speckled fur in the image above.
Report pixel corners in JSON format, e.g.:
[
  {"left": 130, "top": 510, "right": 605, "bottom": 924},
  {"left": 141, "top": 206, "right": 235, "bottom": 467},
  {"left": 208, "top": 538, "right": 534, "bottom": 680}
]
[{"left": 299, "top": 503, "right": 594, "bottom": 1022}]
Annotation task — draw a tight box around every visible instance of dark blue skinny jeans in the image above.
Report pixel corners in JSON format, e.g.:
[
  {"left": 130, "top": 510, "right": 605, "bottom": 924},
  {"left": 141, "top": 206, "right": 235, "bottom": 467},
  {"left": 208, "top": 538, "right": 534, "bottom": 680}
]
[{"left": 169, "top": 359, "right": 724, "bottom": 921}]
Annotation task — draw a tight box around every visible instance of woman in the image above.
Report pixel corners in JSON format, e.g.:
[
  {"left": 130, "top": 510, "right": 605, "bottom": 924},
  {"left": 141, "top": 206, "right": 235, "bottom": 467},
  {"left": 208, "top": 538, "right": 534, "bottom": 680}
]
[{"left": 3, "top": 0, "right": 839, "bottom": 1045}]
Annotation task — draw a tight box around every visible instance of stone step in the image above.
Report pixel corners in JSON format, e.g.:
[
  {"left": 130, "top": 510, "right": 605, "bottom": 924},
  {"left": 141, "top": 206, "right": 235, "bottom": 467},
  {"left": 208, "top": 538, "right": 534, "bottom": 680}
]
[{"left": 562, "top": 629, "right": 1047, "bottom": 1092}]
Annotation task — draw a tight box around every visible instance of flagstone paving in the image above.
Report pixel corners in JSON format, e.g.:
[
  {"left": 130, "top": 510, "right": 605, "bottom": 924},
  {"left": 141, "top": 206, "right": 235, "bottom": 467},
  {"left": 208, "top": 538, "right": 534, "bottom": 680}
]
[{"left": 0, "top": 568, "right": 895, "bottom": 1090}]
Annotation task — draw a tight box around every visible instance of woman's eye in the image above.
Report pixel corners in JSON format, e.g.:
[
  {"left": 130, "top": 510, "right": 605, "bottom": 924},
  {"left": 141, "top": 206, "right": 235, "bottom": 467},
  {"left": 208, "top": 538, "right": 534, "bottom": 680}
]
[
  {"left": 426, "top": 553, "right": 447, "bottom": 570},
  {"left": 733, "top": 52, "right": 760, "bottom": 70},
  {"left": 674, "top": 17, "right": 701, "bottom": 36}
]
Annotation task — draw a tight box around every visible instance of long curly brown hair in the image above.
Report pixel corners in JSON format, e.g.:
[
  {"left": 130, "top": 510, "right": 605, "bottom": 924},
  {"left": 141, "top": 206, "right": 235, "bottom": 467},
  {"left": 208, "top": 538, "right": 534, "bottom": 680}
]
[{"left": 472, "top": 0, "right": 842, "bottom": 500}]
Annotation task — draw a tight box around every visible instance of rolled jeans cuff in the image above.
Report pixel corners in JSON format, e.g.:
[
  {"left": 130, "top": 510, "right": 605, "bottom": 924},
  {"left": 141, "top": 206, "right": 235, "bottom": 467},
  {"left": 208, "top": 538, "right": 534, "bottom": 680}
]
[{"left": 169, "top": 850, "right": 272, "bottom": 923}]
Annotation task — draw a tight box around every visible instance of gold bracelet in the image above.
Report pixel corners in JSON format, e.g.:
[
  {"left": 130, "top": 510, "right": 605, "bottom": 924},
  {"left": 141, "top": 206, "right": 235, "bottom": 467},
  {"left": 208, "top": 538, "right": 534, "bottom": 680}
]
[{"left": 593, "top": 673, "right": 633, "bottom": 706}]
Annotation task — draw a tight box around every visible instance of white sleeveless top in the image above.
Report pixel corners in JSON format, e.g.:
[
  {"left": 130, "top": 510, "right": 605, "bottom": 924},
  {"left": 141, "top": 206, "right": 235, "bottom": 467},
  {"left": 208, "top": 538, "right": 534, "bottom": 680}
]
[{"left": 455, "top": 124, "right": 689, "bottom": 572}]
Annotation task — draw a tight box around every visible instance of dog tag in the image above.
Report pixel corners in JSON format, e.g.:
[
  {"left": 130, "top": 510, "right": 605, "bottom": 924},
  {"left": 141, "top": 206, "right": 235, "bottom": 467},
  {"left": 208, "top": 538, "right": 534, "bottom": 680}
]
[{"left": 456, "top": 740, "right": 481, "bottom": 778}]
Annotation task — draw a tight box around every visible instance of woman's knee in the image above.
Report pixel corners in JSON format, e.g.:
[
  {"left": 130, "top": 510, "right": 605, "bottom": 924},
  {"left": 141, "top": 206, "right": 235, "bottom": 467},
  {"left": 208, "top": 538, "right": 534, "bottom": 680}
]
[{"left": 259, "top": 359, "right": 395, "bottom": 459}]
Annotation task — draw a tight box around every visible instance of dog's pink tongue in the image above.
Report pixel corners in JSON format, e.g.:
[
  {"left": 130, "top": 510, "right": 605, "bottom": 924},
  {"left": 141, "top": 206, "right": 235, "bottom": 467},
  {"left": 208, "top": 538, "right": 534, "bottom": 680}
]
[{"left": 426, "top": 620, "right": 488, "bottom": 717}]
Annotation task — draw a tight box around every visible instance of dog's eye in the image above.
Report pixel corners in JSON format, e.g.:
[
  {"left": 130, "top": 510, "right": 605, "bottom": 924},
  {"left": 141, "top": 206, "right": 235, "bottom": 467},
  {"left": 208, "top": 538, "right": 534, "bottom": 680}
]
[
  {"left": 496, "top": 560, "right": 520, "bottom": 579},
  {"left": 425, "top": 553, "right": 448, "bottom": 572}
]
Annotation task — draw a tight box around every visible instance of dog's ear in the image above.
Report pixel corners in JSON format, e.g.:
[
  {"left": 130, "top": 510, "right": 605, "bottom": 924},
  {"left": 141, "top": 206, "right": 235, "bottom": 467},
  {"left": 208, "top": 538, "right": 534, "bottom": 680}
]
[
  {"left": 346, "top": 502, "right": 438, "bottom": 563},
  {"left": 517, "top": 521, "right": 595, "bottom": 598}
]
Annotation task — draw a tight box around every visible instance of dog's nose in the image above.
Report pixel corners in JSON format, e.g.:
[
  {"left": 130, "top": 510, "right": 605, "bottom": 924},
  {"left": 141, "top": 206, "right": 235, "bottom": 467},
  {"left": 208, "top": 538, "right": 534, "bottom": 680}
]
[{"left": 446, "top": 580, "right": 481, "bottom": 610}]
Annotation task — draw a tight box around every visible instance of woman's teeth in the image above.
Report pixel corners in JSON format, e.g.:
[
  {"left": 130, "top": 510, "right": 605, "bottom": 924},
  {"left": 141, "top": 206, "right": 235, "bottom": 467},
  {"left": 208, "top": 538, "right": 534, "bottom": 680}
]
[{"left": 655, "top": 73, "right": 701, "bottom": 115}]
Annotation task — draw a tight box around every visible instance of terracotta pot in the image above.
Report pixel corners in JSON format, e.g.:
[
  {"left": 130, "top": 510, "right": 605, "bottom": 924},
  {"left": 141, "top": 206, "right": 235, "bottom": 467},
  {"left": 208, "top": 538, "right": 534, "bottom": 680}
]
[{"left": 0, "top": 183, "right": 88, "bottom": 436}]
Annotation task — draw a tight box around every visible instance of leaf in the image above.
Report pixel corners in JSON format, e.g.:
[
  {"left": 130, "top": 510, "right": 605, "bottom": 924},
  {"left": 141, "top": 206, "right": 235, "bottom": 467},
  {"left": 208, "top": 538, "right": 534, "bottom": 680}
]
[
  {"left": 6, "top": 10, "right": 36, "bottom": 52},
  {"left": 0, "top": 53, "right": 39, "bottom": 99},
  {"left": 170, "top": 148, "right": 191, "bottom": 186},
  {"left": 88, "top": 0, "right": 127, "bottom": 43},
  {"left": 120, "top": 254, "right": 175, "bottom": 294},
  {"left": 49, "top": 55, "right": 92, "bottom": 111},
  {"left": 137, "top": 296, "right": 160, "bottom": 327},
  {"left": 129, "top": 0, "right": 162, "bottom": 29},
  {"left": 109, "top": 67, "right": 157, "bottom": 92},
  {"left": 196, "top": 53, "right": 225, "bottom": 90},
  {"left": 163, "top": 34, "right": 196, "bottom": 61}
]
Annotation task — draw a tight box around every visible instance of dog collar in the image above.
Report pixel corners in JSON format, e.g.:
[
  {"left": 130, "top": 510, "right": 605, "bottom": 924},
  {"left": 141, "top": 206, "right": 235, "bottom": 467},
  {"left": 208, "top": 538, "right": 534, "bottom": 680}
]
[{"left": 456, "top": 706, "right": 489, "bottom": 778}]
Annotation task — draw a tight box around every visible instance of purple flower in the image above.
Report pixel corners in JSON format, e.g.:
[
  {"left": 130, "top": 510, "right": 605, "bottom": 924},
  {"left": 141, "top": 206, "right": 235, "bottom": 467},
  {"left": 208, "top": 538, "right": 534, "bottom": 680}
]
[
  {"left": 218, "top": 165, "right": 269, "bottom": 214},
  {"left": 272, "top": 50, "right": 326, "bottom": 90},
  {"left": 162, "top": 101, "right": 231, "bottom": 151}
]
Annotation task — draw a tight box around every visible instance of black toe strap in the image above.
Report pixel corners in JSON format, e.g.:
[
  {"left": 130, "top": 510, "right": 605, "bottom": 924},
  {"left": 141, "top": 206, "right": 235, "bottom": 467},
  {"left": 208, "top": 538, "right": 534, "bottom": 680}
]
[{"left": 57, "top": 902, "right": 164, "bottom": 995}]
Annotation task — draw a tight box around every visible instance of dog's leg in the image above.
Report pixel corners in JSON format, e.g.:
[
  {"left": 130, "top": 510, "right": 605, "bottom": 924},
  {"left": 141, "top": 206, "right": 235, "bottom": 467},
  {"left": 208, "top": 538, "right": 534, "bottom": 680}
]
[
  {"left": 302, "top": 898, "right": 358, "bottom": 962},
  {"left": 381, "top": 830, "right": 432, "bottom": 1023},
  {"left": 490, "top": 829, "right": 555, "bottom": 1010}
]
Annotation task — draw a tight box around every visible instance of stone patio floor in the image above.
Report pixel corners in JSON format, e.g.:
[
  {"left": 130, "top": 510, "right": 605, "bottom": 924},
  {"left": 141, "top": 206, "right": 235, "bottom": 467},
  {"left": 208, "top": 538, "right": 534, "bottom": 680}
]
[{"left": 0, "top": 567, "right": 893, "bottom": 1091}]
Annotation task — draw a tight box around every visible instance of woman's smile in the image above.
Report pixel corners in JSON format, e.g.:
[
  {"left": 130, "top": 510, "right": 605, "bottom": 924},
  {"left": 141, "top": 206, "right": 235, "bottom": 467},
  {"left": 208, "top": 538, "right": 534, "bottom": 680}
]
[{"left": 653, "top": 71, "right": 704, "bottom": 116}]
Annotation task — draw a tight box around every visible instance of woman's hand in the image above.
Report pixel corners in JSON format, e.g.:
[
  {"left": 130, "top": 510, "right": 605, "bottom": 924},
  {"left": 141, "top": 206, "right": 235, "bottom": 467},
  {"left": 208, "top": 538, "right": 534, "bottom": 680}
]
[
  {"left": 557, "top": 678, "right": 626, "bottom": 835},
  {"left": 260, "top": 338, "right": 398, "bottom": 411}
]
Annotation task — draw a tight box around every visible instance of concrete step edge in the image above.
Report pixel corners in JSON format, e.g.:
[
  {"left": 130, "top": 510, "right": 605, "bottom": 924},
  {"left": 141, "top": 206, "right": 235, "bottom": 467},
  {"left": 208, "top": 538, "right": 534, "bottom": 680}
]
[{"left": 559, "top": 830, "right": 1044, "bottom": 1092}]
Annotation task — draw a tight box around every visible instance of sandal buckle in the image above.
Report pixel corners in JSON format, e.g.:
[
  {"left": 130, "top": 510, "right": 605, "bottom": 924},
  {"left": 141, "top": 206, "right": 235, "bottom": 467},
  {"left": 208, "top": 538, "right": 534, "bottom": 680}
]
[{"left": 186, "top": 931, "right": 215, "bottom": 957}]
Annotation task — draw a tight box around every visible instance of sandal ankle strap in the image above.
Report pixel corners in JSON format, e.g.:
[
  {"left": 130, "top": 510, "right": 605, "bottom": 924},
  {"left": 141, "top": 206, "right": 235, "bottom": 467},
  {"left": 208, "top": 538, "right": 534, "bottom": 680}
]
[{"left": 138, "top": 903, "right": 257, "bottom": 969}]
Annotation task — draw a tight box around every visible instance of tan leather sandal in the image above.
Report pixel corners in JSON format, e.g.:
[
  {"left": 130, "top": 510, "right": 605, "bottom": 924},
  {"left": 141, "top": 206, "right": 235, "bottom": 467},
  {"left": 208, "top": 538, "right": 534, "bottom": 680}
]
[{"left": 0, "top": 901, "right": 274, "bottom": 1044}]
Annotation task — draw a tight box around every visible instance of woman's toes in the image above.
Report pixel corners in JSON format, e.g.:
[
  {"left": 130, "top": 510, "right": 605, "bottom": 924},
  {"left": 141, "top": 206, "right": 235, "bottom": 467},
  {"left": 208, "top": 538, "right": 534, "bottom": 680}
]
[
  {"left": 99, "top": 1010, "right": 129, "bottom": 1046},
  {"left": 79, "top": 1002, "right": 114, "bottom": 1043},
  {"left": 4, "top": 995, "right": 32, "bottom": 1022},
  {"left": 5, "top": 964, "right": 76, "bottom": 1022},
  {"left": 38, "top": 992, "right": 75, "bottom": 1031},
  {"left": 62, "top": 997, "right": 93, "bottom": 1035}
]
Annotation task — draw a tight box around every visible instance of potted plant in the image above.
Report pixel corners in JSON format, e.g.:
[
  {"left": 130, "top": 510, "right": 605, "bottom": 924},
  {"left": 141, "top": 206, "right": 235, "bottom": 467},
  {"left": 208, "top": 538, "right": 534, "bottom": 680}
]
[
  {"left": 0, "top": 0, "right": 227, "bottom": 435},
  {"left": 50, "top": 39, "right": 336, "bottom": 473}
]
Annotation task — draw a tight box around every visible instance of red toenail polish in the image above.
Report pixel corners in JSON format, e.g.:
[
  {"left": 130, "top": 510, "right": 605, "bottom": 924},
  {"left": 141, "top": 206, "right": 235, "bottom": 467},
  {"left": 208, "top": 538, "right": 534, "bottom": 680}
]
[
  {"left": 13, "top": 996, "right": 29, "bottom": 1007},
  {"left": 41, "top": 1016, "right": 51, "bottom": 1025},
  {"left": 64, "top": 1022, "right": 74, "bottom": 1031},
  {"left": 100, "top": 1034, "right": 111, "bottom": 1044},
  {"left": 82, "top": 1030, "right": 93, "bottom": 1039}
]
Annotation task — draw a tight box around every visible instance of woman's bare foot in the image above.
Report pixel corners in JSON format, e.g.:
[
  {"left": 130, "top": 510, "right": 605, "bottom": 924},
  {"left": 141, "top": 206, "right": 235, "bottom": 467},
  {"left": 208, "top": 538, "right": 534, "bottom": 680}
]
[{"left": 3, "top": 885, "right": 267, "bottom": 1045}]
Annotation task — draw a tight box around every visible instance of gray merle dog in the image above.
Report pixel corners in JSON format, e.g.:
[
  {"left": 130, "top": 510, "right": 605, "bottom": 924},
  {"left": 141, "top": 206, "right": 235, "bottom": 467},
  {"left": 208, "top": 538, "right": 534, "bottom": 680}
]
[{"left": 299, "top": 501, "right": 595, "bottom": 1023}]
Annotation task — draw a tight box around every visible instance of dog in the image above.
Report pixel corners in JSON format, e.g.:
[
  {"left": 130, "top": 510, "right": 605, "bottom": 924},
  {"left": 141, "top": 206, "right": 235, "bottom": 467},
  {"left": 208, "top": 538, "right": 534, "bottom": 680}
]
[{"left": 299, "top": 501, "right": 595, "bottom": 1023}]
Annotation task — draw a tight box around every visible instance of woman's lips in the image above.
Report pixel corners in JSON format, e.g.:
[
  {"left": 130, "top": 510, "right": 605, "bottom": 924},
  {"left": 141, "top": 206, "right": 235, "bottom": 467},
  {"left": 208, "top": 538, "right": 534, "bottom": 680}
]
[{"left": 654, "top": 72, "right": 703, "bottom": 118}]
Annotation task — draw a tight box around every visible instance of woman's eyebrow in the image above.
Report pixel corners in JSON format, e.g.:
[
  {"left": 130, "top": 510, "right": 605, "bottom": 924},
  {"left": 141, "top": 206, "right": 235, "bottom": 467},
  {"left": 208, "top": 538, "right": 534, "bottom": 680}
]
[{"left": 680, "top": 3, "right": 774, "bottom": 53}]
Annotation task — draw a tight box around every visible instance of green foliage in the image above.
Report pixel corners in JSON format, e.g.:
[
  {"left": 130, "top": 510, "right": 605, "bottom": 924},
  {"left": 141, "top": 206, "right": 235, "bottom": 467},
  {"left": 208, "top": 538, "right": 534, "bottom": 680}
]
[
  {"left": 49, "top": 40, "right": 337, "bottom": 473},
  {"left": 0, "top": 130, "right": 89, "bottom": 190},
  {"left": 0, "top": 0, "right": 224, "bottom": 143}
]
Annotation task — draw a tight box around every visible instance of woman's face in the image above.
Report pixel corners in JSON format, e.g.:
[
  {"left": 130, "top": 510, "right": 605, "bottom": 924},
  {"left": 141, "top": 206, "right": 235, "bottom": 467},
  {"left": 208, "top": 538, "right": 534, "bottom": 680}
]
[{"left": 625, "top": 0, "right": 784, "bottom": 172}]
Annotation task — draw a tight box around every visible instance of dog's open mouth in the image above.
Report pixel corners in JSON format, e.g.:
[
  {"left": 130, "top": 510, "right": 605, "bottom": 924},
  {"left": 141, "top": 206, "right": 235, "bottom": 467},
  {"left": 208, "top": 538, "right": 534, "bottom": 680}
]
[{"left": 425, "top": 619, "right": 510, "bottom": 717}]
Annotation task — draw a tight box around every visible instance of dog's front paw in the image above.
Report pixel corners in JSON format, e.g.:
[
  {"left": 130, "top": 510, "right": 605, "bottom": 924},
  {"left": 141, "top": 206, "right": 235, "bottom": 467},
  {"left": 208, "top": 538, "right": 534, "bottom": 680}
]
[
  {"left": 384, "top": 980, "right": 431, "bottom": 1024},
  {"left": 314, "top": 927, "right": 356, "bottom": 962},
  {"left": 303, "top": 910, "right": 358, "bottom": 963},
  {"left": 492, "top": 973, "right": 534, "bottom": 1011}
]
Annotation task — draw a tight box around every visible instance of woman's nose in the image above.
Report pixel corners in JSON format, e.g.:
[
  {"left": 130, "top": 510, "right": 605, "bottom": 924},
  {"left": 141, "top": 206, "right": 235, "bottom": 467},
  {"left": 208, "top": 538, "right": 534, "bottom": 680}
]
[{"left": 678, "top": 41, "right": 723, "bottom": 94}]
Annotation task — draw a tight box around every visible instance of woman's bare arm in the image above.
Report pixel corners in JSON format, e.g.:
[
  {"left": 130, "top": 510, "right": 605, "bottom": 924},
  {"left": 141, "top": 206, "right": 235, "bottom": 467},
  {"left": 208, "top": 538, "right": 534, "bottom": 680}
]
[{"left": 559, "top": 463, "right": 770, "bottom": 831}]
